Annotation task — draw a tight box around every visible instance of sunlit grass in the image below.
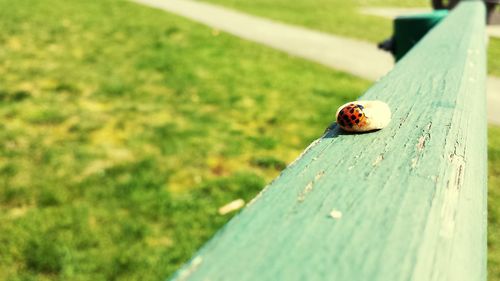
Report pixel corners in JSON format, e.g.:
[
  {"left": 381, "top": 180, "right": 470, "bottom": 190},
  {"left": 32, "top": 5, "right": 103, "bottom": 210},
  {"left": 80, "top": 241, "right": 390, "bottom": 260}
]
[
  {"left": 0, "top": 0, "right": 371, "bottom": 280},
  {"left": 0, "top": 0, "right": 498, "bottom": 280},
  {"left": 489, "top": 126, "right": 500, "bottom": 281},
  {"left": 489, "top": 38, "right": 500, "bottom": 77}
]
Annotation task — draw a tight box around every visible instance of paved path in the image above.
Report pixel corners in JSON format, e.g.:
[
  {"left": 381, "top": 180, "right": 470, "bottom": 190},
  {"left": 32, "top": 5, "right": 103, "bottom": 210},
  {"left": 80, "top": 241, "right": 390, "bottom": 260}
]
[
  {"left": 360, "top": 7, "right": 431, "bottom": 18},
  {"left": 133, "top": 0, "right": 500, "bottom": 125}
]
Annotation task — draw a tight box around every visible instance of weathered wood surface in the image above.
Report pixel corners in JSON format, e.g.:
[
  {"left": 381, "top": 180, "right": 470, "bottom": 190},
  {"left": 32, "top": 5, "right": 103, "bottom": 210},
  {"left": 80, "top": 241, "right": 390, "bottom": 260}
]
[{"left": 169, "top": 2, "right": 487, "bottom": 281}]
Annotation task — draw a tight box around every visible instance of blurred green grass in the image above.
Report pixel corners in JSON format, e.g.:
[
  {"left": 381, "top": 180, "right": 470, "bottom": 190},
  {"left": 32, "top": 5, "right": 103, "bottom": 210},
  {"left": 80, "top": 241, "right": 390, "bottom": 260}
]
[
  {"left": 199, "top": 0, "right": 500, "bottom": 76},
  {"left": 0, "top": 0, "right": 370, "bottom": 280},
  {"left": 490, "top": 126, "right": 500, "bottom": 281},
  {"left": 0, "top": 0, "right": 498, "bottom": 280},
  {"left": 490, "top": 38, "right": 500, "bottom": 76}
]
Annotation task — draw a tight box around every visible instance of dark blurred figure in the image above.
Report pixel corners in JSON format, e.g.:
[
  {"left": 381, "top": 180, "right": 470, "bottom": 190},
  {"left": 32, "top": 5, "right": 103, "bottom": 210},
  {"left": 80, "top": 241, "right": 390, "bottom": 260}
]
[
  {"left": 432, "top": 0, "right": 499, "bottom": 24},
  {"left": 378, "top": 0, "right": 498, "bottom": 54}
]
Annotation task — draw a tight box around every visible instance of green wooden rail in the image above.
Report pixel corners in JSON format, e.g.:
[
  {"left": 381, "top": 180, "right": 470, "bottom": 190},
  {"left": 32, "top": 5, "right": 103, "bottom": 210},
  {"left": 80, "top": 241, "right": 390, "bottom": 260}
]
[{"left": 169, "top": 1, "right": 487, "bottom": 280}]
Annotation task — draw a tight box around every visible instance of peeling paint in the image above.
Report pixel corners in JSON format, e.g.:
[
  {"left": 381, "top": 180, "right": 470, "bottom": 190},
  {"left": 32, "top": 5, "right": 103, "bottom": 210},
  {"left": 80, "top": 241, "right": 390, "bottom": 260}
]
[
  {"left": 411, "top": 122, "right": 433, "bottom": 169},
  {"left": 430, "top": 175, "right": 439, "bottom": 183},
  {"left": 411, "top": 158, "right": 418, "bottom": 169},
  {"left": 440, "top": 141, "right": 467, "bottom": 238},
  {"left": 315, "top": 170, "right": 325, "bottom": 181},
  {"left": 398, "top": 109, "right": 412, "bottom": 128},
  {"left": 247, "top": 188, "right": 266, "bottom": 207},
  {"left": 416, "top": 122, "right": 432, "bottom": 151},
  {"left": 372, "top": 154, "right": 384, "bottom": 166},
  {"left": 288, "top": 137, "right": 323, "bottom": 168},
  {"left": 298, "top": 181, "right": 314, "bottom": 202},
  {"left": 417, "top": 135, "right": 427, "bottom": 151},
  {"left": 297, "top": 171, "right": 324, "bottom": 202},
  {"left": 177, "top": 256, "right": 203, "bottom": 281}
]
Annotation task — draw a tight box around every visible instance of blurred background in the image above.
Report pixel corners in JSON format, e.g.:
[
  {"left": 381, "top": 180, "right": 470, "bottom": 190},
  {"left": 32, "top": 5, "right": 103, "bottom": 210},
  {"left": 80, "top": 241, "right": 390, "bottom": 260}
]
[{"left": 0, "top": 0, "right": 498, "bottom": 280}]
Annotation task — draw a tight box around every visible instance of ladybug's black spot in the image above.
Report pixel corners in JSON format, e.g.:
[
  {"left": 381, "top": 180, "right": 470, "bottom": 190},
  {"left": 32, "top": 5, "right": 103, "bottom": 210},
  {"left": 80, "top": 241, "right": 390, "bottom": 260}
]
[
  {"left": 349, "top": 108, "right": 355, "bottom": 114},
  {"left": 343, "top": 115, "right": 350, "bottom": 121},
  {"left": 351, "top": 115, "right": 356, "bottom": 120},
  {"left": 355, "top": 119, "right": 360, "bottom": 124},
  {"left": 348, "top": 123, "right": 353, "bottom": 128}
]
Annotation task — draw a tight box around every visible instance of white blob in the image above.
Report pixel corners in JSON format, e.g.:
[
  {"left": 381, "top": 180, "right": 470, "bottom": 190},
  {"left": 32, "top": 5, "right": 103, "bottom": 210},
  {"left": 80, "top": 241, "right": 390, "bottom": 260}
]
[
  {"left": 218, "top": 199, "right": 245, "bottom": 215},
  {"left": 329, "top": 209, "right": 343, "bottom": 220}
]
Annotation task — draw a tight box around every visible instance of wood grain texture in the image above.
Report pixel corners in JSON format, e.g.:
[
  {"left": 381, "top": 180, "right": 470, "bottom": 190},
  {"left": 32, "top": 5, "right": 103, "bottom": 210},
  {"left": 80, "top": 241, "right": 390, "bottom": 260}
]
[{"left": 169, "top": 2, "right": 487, "bottom": 280}]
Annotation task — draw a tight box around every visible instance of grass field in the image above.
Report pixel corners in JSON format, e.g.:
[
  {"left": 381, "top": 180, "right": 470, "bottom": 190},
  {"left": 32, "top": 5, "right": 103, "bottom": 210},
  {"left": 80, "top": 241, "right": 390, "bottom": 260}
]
[
  {"left": 0, "top": 0, "right": 371, "bottom": 280},
  {"left": 490, "top": 126, "right": 500, "bottom": 281},
  {"left": 490, "top": 38, "right": 500, "bottom": 76},
  {"left": 0, "top": 0, "right": 498, "bottom": 280},
  {"left": 199, "top": 0, "right": 500, "bottom": 76}
]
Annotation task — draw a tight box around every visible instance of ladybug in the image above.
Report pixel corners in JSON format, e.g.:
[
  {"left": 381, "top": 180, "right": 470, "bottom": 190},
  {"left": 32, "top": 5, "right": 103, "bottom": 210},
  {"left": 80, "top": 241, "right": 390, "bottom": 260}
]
[
  {"left": 337, "top": 103, "right": 367, "bottom": 131},
  {"left": 335, "top": 100, "right": 391, "bottom": 133}
]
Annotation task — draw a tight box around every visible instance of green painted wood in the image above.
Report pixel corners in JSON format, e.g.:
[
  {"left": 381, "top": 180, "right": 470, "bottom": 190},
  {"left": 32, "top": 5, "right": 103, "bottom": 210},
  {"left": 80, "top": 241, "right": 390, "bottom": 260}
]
[{"left": 169, "top": 2, "right": 487, "bottom": 281}]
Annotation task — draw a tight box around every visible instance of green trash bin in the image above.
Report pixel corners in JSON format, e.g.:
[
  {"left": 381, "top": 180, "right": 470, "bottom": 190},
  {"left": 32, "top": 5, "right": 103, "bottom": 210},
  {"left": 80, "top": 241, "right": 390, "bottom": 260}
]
[{"left": 394, "top": 10, "right": 449, "bottom": 61}]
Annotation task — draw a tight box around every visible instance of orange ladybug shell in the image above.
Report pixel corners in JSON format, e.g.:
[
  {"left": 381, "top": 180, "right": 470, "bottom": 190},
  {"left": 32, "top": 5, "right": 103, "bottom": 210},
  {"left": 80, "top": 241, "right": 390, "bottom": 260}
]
[{"left": 337, "top": 103, "right": 367, "bottom": 130}]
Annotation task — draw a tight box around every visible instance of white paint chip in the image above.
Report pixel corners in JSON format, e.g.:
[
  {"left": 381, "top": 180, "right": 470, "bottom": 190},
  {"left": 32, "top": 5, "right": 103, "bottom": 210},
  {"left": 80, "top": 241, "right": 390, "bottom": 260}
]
[
  {"left": 218, "top": 199, "right": 245, "bottom": 215},
  {"left": 329, "top": 209, "right": 343, "bottom": 220},
  {"left": 372, "top": 154, "right": 384, "bottom": 166}
]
